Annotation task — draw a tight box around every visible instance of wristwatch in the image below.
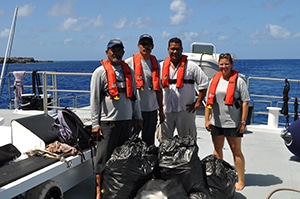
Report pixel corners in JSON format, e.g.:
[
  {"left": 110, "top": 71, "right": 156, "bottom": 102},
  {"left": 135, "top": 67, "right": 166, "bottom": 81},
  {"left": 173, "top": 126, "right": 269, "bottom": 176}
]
[{"left": 240, "top": 121, "right": 246, "bottom": 125}]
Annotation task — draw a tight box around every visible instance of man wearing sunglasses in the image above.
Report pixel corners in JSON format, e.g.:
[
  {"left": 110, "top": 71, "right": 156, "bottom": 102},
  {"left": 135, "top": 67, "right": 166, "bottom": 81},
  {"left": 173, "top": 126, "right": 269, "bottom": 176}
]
[{"left": 126, "top": 34, "right": 165, "bottom": 146}]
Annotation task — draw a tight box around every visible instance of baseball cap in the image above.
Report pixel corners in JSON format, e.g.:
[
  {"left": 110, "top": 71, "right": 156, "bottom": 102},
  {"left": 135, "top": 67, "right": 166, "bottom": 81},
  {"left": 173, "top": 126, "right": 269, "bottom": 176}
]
[
  {"left": 138, "top": 34, "right": 153, "bottom": 44},
  {"left": 107, "top": 39, "right": 124, "bottom": 49}
]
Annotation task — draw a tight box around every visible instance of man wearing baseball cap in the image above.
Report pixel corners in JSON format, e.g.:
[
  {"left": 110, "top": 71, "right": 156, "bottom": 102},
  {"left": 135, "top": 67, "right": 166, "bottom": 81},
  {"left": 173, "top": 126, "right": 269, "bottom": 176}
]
[
  {"left": 126, "top": 34, "right": 165, "bottom": 146},
  {"left": 90, "top": 39, "right": 143, "bottom": 199}
]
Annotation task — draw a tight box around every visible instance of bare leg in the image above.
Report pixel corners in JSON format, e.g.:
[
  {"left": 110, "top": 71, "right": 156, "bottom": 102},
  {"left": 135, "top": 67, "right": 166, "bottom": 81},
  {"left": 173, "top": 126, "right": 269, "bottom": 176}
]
[
  {"left": 226, "top": 137, "right": 245, "bottom": 190},
  {"left": 95, "top": 174, "right": 102, "bottom": 199},
  {"left": 211, "top": 135, "right": 225, "bottom": 159}
]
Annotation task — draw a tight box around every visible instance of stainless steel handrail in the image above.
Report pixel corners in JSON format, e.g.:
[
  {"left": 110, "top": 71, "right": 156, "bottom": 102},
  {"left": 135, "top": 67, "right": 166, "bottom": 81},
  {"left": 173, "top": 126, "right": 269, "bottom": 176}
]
[
  {"left": 247, "top": 76, "right": 300, "bottom": 125},
  {"left": 7, "top": 72, "right": 300, "bottom": 126},
  {"left": 8, "top": 71, "right": 92, "bottom": 113}
]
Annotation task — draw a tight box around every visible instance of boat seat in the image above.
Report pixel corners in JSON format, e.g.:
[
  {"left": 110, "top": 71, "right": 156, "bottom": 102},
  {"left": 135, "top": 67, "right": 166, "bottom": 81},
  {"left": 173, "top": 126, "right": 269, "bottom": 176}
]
[
  {"left": 11, "top": 114, "right": 59, "bottom": 155},
  {"left": 0, "top": 156, "right": 58, "bottom": 187}
]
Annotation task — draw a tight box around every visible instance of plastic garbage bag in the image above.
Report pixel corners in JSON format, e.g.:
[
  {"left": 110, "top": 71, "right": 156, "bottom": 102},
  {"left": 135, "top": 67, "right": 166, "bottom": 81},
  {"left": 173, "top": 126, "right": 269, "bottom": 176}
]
[
  {"left": 201, "top": 154, "right": 236, "bottom": 199},
  {"left": 102, "top": 137, "right": 158, "bottom": 199},
  {"left": 158, "top": 135, "right": 211, "bottom": 198},
  {"left": 134, "top": 179, "right": 189, "bottom": 199}
]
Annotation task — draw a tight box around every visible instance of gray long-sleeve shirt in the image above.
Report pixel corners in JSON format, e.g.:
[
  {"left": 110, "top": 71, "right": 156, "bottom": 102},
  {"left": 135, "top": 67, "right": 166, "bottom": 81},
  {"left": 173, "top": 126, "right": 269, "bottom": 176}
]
[{"left": 90, "top": 64, "right": 142, "bottom": 128}]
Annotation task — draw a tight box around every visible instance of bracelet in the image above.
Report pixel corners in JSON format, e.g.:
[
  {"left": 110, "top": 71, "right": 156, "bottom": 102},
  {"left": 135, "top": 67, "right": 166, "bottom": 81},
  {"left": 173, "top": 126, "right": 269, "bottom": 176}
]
[{"left": 240, "top": 121, "right": 246, "bottom": 125}]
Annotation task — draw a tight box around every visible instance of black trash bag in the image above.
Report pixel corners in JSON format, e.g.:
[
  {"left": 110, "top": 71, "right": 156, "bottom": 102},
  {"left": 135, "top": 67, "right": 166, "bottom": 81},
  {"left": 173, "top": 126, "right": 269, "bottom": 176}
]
[
  {"left": 134, "top": 179, "right": 189, "bottom": 199},
  {"left": 102, "top": 137, "right": 158, "bottom": 199},
  {"left": 190, "top": 191, "right": 213, "bottom": 199},
  {"left": 201, "top": 154, "right": 236, "bottom": 199},
  {"left": 158, "top": 135, "right": 211, "bottom": 198}
]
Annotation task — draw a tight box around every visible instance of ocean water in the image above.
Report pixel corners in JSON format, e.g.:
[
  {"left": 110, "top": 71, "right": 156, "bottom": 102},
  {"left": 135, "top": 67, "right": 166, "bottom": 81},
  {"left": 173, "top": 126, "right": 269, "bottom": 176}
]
[{"left": 1, "top": 59, "right": 300, "bottom": 125}]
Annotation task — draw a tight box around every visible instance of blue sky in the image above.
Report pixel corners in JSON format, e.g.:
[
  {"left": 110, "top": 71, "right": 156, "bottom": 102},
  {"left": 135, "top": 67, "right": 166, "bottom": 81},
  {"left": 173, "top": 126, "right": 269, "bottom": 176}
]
[{"left": 0, "top": 0, "right": 299, "bottom": 61}]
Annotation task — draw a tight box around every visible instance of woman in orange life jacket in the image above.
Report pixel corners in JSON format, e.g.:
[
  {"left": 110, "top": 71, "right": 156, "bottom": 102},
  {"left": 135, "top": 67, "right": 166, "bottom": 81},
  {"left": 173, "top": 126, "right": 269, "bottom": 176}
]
[{"left": 205, "top": 53, "right": 250, "bottom": 191}]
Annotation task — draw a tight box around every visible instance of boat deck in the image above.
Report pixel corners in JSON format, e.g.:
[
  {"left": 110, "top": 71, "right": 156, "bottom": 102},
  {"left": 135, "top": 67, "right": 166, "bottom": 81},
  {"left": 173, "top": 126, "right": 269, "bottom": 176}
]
[
  {"left": 1, "top": 109, "right": 300, "bottom": 199},
  {"left": 64, "top": 116, "right": 300, "bottom": 199}
]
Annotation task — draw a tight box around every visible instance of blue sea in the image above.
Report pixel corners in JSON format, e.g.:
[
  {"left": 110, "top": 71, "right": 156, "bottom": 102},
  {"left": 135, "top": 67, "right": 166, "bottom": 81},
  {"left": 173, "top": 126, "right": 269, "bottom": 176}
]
[{"left": 1, "top": 59, "right": 300, "bottom": 125}]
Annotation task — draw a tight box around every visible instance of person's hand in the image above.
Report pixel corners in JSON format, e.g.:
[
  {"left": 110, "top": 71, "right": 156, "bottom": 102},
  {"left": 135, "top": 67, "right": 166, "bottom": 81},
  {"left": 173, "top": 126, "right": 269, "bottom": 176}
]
[
  {"left": 205, "top": 121, "right": 211, "bottom": 132},
  {"left": 237, "top": 123, "right": 246, "bottom": 134},
  {"left": 159, "top": 110, "right": 165, "bottom": 124},
  {"left": 91, "top": 125, "right": 103, "bottom": 137},
  {"left": 186, "top": 101, "right": 201, "bottom": 113},
  {"left": 137, "top": 119, "right": 143, "bottom": 131}
]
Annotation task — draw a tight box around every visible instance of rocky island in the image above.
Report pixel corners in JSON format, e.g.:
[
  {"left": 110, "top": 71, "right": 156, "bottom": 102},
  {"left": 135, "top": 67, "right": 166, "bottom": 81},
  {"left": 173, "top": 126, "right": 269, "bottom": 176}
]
[{"left": 0, "top": 57, "right": 53, "bottom": 64}]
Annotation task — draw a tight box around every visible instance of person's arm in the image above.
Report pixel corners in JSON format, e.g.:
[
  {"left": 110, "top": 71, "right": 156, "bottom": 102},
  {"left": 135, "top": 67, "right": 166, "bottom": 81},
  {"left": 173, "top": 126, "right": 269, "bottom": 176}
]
[
  {"left": 90, "top": 68, "right": 103, "bottom": 136},
  {"left": 187, "top": 61, "right": 208, "bottom": 112},
  {"left": 238, "top": 101, "right": 249, "bottom": 133},
  {"left": 205, "top": 105, "right": 212, "bottom": 131},
  {"left": 130, "top": 68, "right": 143, "bottom": 130},
  {"left": 156, "top": 89, "right": 165, "bottom": 123}
]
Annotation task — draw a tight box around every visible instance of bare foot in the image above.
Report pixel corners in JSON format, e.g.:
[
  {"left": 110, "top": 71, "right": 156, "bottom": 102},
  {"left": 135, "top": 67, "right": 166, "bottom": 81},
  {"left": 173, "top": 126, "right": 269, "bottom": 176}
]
[{"left": 235, "top": 182, "right": 245, "bottom": 191}]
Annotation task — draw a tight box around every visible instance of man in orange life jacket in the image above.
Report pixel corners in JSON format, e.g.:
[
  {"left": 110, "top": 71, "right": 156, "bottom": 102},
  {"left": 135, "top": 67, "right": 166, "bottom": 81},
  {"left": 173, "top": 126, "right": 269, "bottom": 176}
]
[
  {"left": 90, "top": 39, "right": 143, "bottom": 199},
  {"left": 126, "top": 34, "right": 165, "bottom": 146},
  {"left": 160, "top": 37, "right": 208, "bottom": 140}
]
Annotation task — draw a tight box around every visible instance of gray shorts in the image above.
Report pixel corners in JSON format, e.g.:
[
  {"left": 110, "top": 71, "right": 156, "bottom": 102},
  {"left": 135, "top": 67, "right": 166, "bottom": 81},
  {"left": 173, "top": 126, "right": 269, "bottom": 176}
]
[{"left": 210, "top": 125, "right": 243, "bottom": 137}]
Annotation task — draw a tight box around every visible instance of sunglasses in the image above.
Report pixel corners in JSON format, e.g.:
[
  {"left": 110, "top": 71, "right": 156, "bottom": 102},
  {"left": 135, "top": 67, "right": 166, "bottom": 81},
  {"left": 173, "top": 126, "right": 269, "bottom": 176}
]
[
  {"left": 139, "top": 42, "right": 153, "bottom": 46},
  {"left": 219, "top": 53, "right": 231, "bottom": 58}
]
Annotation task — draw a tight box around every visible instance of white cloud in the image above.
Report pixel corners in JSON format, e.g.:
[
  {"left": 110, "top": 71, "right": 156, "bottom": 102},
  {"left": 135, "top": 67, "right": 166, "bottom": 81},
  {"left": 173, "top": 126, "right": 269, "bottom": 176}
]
[
  {"left": 114, "top": 17, "right": 127, "bottom": 29},
  {"left": 58, "top": 17, "right": 78, "bottom": 31},
  {"left": 64, "top": 38, "right": 73, "bottom": 44},
  {"left": 262, "top": 0, "right": 284, "bottom": 9},
  {"left": 218, "top": 35, "right": 229, "bottom": 41},
  {"left": 135, "top": 17, "right": 152, "bottom": 28},
  {"left": 169, "top": 0, "right": 192, "bottom": 25},
  {"left": 162, "top": 31, "right": 171, "bottom": 38},
  {"left": 18, "top": 4, "right": 35, "bottom": 17},
  {"left": 93, "top": 15, "right": 103, "bottom": 27},
  {"left": 250, "top": 30, "right": 261, "bottom": 44},
  {"left": 265, "top": 24, "right": 291, "bottom": 39},
  {"left": 48, "top": 2, "right": 73, "bottom": 17},
  {"left": 183, "top": 32, "right": 198, "bottom": 41},
  {"left": 58, "top": 15, "right": 103, "bottom": 32},
  {"left": 0, "top": 28, "right": 10, "bottom": 39},
  {"left": 201, "top": 29, "right": 210, "bottom": 36},
  {"left": 293, "top": 32, "right": 300, "bottom": 39}
]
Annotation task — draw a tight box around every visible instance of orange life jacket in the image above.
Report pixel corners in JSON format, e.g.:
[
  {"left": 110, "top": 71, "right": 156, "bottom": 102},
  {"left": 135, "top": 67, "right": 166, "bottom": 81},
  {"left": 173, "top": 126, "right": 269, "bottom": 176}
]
[
  {"left": 206, "top": 70, "right": 238, "bottom": 108},
  {"left": 162, "top": 55, "right": 187, "bottom": 89},
  {"left": 133, "top": 53, "right": 160, "bottom": 91},
  {"left": 101, "top": 59, "right": 133, "bottom": 100}
]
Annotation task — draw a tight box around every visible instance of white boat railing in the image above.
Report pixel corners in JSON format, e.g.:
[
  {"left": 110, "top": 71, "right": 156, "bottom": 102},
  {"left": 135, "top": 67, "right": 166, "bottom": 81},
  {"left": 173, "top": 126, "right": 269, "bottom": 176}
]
[
  {"left": 6, "top": 71, "right": 300, "bottom": 126},
  {"left": 247, "top": 76, "right": 300, "bottom": 126},
  {"left": 7, "top": 71, "right": 92, "bottom": 112}
]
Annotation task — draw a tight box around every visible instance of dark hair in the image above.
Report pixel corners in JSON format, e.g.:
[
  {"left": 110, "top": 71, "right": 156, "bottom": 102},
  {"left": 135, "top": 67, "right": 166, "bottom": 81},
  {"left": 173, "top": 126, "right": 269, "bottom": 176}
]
[
  {"left": 168, "top": 37, "right": 182, "bottom": 47},
  {"left": 219, "top": 53, "right": 233, "bottom": 64}
]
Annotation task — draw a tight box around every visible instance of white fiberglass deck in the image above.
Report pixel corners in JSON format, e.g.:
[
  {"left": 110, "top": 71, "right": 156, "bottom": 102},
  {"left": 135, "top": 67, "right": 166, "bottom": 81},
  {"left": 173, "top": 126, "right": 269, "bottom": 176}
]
[{"left": 64, "top": 116, "right": 300, "bottom": 199}]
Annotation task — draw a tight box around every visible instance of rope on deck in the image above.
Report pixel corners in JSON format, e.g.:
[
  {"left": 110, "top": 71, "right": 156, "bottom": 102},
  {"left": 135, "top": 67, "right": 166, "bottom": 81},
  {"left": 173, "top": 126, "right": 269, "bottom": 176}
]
[{"left": 266, "top": 187, "right": 300, "bottom": 199}]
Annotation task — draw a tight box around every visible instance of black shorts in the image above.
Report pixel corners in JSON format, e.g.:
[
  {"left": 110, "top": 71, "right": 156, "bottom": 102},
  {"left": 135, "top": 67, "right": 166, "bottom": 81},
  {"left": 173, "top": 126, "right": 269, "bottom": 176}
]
[{"left": 210, "top": 125, "right": 243, "bottom": 137}]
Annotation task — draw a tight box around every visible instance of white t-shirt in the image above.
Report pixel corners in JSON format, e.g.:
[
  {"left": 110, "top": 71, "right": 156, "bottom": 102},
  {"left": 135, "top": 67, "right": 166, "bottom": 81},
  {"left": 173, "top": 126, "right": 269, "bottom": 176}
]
[{"left": 160, "top": 59, "right": 208, "bottom": 113}]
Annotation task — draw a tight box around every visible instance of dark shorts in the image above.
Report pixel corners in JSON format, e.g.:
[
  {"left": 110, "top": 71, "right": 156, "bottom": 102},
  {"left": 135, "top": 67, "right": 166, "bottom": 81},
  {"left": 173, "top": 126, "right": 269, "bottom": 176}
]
[
  {"left": 210, "top": 125, "right": 243, "bottom": 137},
  {"left": 94, "top": 120, "right": 133, "bottom": 174}
]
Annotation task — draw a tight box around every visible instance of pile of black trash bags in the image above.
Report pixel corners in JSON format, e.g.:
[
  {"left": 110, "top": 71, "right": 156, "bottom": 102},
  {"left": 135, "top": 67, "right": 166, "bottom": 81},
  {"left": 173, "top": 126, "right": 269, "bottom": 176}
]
[{"left": 102, "top": 135, "right": 236, "bottom": 199}]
